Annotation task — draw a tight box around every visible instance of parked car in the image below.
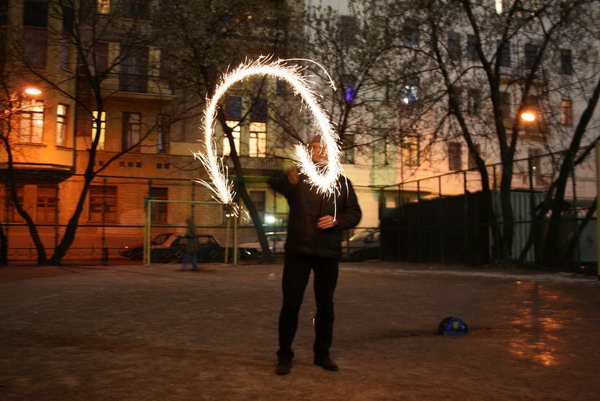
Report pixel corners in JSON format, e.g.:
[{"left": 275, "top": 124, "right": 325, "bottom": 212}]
[
  {"left": 341, "top": 229, "right": 380, "bottom": 261},
  {"left": 120, "top": 233, "right": 224, "bottom": 263},
  {"left": 238, "top": 232, "right": 287, "bottom": 259}
]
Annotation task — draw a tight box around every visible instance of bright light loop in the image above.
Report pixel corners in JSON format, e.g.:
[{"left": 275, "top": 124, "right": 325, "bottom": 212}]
[
  {"left": 24, "top": 87, "right": 42, "bottom": 96},
  {"left": 194, "top": 57, "right": 342, "bottom": 207}
]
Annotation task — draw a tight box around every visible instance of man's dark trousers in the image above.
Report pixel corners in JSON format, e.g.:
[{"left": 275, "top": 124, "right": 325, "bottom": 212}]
[{"left": 277, "top": 251, "right": 339, "bottom": 359}]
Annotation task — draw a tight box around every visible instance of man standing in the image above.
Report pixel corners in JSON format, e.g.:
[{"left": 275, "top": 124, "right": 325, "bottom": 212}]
[{"left": 270, "top": 138, "right": 361, "bottom": 376}]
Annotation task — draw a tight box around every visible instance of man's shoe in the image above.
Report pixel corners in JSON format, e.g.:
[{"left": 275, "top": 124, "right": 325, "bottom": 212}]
[
  {"left": 313, "top": 355, "right": 339, "bottom": 371},
  {"left": 275, "top": 358, "right": 293, "bottom": 376}
]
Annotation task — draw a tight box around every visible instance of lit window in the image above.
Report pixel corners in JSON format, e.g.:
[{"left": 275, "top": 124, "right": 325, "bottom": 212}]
[
  {"left": 19, "top": 100, "right": 44, "bottom": 143},
  {"left": 249, "top": 122, "right": 267, "bottom": 158},
  {"left": 92, "top": 111, "right": 106, "bottom": 150},
  {"left": 402, "top": 77, "right": 419, "bottom": 105},
  {"left": 495, "top": 0, "right": 504, "bottom": 14},
  {"left": 560, "top": 99, "right": 572, "bottom": 126},
  {"left": 97, "top": 0, "right": 110, "bottom": 14},
  {"left": 223, "top": 121, "right": 241, "bottom": 156},
  {"left": 56, "top": 104, "right": 68, "bottom": 146}
]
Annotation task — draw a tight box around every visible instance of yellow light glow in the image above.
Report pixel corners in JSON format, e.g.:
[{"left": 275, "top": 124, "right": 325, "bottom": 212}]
[
  {"left": 195, "top": 57, "right": 341, "bottom": 209},
  {"left": 521, "top": 112, "right": 536, "bottom": 122},
  {"left": 24, "top": 87, "right": 42, "bottom": 96}
]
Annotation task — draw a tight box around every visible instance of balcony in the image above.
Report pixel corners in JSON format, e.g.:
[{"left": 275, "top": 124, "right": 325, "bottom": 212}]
[
  {"left": 223, "top": 155, "right": 284, "bottom": 174},
  {"left": 92, "top": 72, "right": 173, "bottom": 100}
]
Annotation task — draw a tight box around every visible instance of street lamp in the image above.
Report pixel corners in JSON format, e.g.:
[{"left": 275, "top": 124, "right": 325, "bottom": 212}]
[
  {"left": 520, "top": 110, "right": 536, "bottom": 122},
  {"left": 24, "top": 87, "right": 42, "bottom": 96}
]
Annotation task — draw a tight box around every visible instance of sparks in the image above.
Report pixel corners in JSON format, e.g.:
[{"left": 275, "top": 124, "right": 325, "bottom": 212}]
[{"left": 195, "top": 57, "right": 342, "bottom": 208}]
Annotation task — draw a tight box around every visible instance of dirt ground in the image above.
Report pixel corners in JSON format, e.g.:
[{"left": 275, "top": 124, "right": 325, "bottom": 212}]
[{"left": 1, "top": 261, "right": 599, "bottom": 401}]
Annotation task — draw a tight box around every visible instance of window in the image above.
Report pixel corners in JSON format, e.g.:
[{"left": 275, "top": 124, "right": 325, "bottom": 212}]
[
  {"left": 495, "top": 0, "right": 504, "bottom": 14},
  {"left": 560, "top": 49, "right": 573, "bottom": 75},
  {"left": 156, "top": 114, "right": 170, "bottom": 153},
  {"left": 0, "top": 0, "right": 7, "bottom": 26},
  {"left": 23, "top": 28, "right": 47, "bottom": 67},
  {"left": 90, "top": 42, "right": 108, "bottom": 76},
  {"left": 342, "top": 75, "right": 357, "bottom": 103},
  {"left": 383, "top": 138, "right": 392, "bottom": 166},
  {"left": 402, "top": 77, "right": 419, "bottom": 105},
  {"left": 62, "top": 5, "right": 74, "bottom": 33},
  {"left": 251, "top": 98, "right": 268, "bottom": 122},
  {"left": 560, "top": 99, "right": 572, "bottom": 126},
  {"left": 121, "top": 0, "right": 150, "bottom": 19},
  {"left": 250, "top": 191, "right": 266, "bottom": 223},
  {"left": 88, "top": 185, "right": 117, "bottom": 222},
  {"left": 122, "top": 112, "right": 141, "bottom": 150},
  {"left": 59, "top": 35, "right": 70, "bottom": 70},
  {"left": 19, "top": 100, "right": 44, "bottom": 143},
  {"left": 149, "top": 187, "right": 168, "bottom": 224},
  {"left": 524, "top": 43, "right": 539, "bottom": 69},
  {"left": 448, "top": 142, "right": 462, "bottom": 171},
  {"left": 467, "top": 35, "right": 478, "bottom": 61},
  {"left": 24, "top": 1, "right": 47, "bottom": 27},
  {"left": 224, "top": 96, "right": 242, "bottom": 120},
  {"left": 56, "top": 104, "right": 68, "bottom": 146},
  {"left": 402, "top": 21, "right": 419, "bottom": 49},
  {"left": 338, "top": 15, "right": 357, "bottom": 47},
  {"left": 342, "top": 135, "right": 355, "bottom": 164},
  {"left": 223, "top": 120, "right": 240, "bottom": 156},
  {"left": 500, "top": 91, "right": 511, "bottom": 118},
  {"left": 8, "top": 184, "right": 24, "bottom": 222},
  {"left": 276, "top": 78, "right": 287, "bottom": 96},
  {"left": 468, "top": 144, "right": 480, "bottom": 170},
  {"left": 92, "top": 111, "right": 106, "bottom": 150},
  {"left": 119, "top": 46, "right": 148, "bottom": 92},
  {"left": 401, "top": 136, "right": 419, "bottom": 167},
  {"left": 497, "top": 40, "right": 511, "bottom": 67},
  {"left": 467, "top": 89, "right": 480, "bottom": 115},
  {"left": 36, "top": 185, "right": 57, "bottom": 224},
  {"left": 447, "top": 32, "right": 461, "bottom": 61},
  {"left": 528, "top": 148, "right": 542, "bottom": 184},
  {"left": 249, "top": 122, "right": 267, "bottom": 158},
  {"left": 97, "top": 0, "right": 110, "bottom": 14}
]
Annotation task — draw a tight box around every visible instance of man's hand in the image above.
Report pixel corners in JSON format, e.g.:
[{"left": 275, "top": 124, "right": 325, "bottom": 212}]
[
  {"left": 287, "top": 167, "right": 299, "bottom": 184},
  {"left": 317, "top": 215, "right": 338, "bottom": 230}
]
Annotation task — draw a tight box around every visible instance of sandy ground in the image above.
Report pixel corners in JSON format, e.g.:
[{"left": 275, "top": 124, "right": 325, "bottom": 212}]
[{"left": 1, "top": 261, "right": 599, "bottom": 401}]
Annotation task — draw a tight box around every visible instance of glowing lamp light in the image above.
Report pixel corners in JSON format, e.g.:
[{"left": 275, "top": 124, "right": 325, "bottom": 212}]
[
  {"left": 521, "top": 111, "right": 536, "bottom": 122},
  {"left": 194, "top": 57, "right": 342, "bottom": 210},
  {"left": 24, "top": 87, "right": 42, "bottom": 96},
  {"left": 264, "top": 214, "right": 276, "bottom": 225}
]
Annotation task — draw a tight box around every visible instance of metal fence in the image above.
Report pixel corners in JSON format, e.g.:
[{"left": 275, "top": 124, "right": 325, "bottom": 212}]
[
  {"left": 380, "top": 148, "right": 598, "bottom": 270},
  {"left": 1, "top": 172, "right": 377, "bottom": 265}
]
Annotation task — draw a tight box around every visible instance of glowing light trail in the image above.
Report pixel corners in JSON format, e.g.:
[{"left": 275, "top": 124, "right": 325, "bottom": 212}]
[{"left": 194, "top": 57, "right": 341, "bottom": 207}]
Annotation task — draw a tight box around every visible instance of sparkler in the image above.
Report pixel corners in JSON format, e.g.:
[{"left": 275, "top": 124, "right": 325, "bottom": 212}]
[{"left": 194, "top": 57, "right": 342, "bottom": 209}]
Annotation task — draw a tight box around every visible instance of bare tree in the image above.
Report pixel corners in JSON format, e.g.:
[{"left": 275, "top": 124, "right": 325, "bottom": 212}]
[
  {"left": 155, "top": 0, "right": 302, "bottom": 262},
  {"left": 0, "top": 0, "right": 175, "bottom": 264}
]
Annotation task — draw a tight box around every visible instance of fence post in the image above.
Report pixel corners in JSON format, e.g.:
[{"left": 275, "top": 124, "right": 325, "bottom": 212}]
[
  {"left": 596, "top": 142, "right": 600, "bottom": 280},
  {"left": 527, "top": 157, "right": 536, "bottom": 264},
  {"left": 438, "top": 176, "right": 444, "bottom": 263},
  {"left": 571, "top": 158, "right": 580, "bottom": 269},
  {"left": 463, "top": 171, "right": 469, "bottom": 264},
  {"left": 417, "top": 180, "right": 421, "bottom": 262}
]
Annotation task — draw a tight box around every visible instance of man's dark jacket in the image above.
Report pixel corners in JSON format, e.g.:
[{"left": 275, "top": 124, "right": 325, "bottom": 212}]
[{"left": 270, "top": 172, "right": 362, "bottom": 259}]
